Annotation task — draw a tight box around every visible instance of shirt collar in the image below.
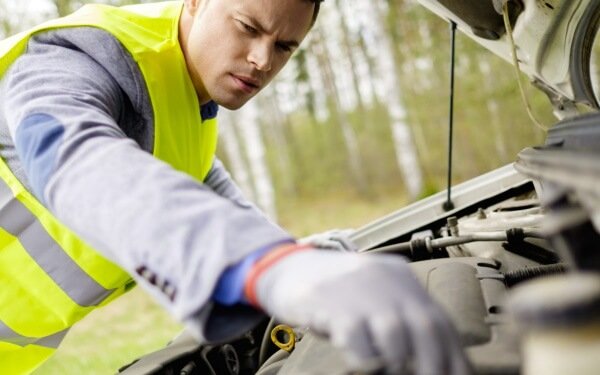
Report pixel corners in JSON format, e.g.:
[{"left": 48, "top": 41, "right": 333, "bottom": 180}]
[{"left": 200, "top": 100, "right": 219, "bottom": 121}]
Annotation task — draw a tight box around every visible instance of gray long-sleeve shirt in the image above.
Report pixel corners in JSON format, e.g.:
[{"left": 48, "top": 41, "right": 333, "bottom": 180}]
[{"left": 0, "top": 27, "right": 291, "bottom": 342}]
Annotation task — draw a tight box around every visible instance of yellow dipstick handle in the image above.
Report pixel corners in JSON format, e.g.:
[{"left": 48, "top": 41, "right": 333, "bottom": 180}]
[{"left": 270, "top": 324, "right": 296, "bottom": 352}]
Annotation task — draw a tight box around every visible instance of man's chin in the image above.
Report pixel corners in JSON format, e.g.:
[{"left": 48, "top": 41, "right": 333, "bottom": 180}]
[
  {"left": 214, "top": 96, "right": 253, "bottom": 111},
  {"left": 208, "top": 87, "right": 259, "bottom": 110},
  {"left": 219, "top": 101, "right": 246, "bottom": 110}
]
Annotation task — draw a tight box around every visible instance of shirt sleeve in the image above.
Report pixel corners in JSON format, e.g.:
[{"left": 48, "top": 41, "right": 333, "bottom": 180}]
[
  {"left": 204, "top": 157, "right": 284, "bottom": 226},
  {"left": 204, "top": 158, "right": 294, "bottom": 305},
  {"left": 1, "top": 31, "right": 293, "bottom": 342}
]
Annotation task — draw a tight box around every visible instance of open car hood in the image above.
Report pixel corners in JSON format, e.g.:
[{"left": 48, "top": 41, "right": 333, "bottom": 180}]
[{"left": 417, "top": 0, "right": 600, "bottom": 113}]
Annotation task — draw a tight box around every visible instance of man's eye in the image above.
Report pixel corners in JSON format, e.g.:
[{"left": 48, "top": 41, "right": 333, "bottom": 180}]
[
  {"left": 237, "top": 20, "right": 257, "bottom": 34},
  {"left": 276, "top": 43, "right": 292, "bottom": 53}
]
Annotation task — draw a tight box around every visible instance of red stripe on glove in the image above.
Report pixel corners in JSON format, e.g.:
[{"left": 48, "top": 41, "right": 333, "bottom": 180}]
[{"left": 244, "top": 243, "right": 312, "bottom": 307}]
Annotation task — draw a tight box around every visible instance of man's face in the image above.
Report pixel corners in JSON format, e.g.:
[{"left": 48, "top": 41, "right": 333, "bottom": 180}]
[{"left": 182, "top": 0, "right": 314, "bottom": 109}]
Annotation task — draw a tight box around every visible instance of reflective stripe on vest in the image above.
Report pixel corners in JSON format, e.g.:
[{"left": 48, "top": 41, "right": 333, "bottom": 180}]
[
  {"left": 0, "top": 157, "right": 130, "bottom": 374},
  {"left": 0, "top": 2, "right": 217, "bottom": 373},
  {"left": 0, "top": 181, "right": 114, "bottom": 307},
  {"left": 0, "top": 322, "right": 67, "bottom": 349}
]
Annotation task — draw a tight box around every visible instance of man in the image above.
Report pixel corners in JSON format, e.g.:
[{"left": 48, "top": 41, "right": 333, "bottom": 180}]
[{"left": 0, "top": 0, "right": 469, "bottom": 374}]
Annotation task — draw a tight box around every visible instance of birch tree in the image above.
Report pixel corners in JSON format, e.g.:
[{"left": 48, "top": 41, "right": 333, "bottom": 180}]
[
  {"left": 478, "top": 60, "right": 508, "bottom": 159},
  {"left": 335, "top": 0, "right": 365, "bottom": 114},
  {"left": 256, "top": 85, "right": 298, "bottom": 196},
  {"left": 309, "top": 24, "right": 369, "bottom": 195},
  {"left": 223, "top": 101, "right": 277, "bottom": 220},
  {"left": 218, "top": 110, "right": 255, "bottom": 200},
  {"left": 358, "top": 0, "right": 423, "bottom": 198},
  {"left": 304, "top": 42, "right": 330, "bottom": 122}
]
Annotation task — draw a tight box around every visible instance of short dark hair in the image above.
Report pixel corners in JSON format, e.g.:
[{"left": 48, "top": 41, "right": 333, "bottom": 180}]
[{"left": 309, "top": 0, "right": 322, "bottom": 26}]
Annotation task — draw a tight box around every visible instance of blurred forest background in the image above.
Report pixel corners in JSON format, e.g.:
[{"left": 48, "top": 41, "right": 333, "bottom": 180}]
[{"left": 1, "top": 0, "right": 555, "bottom": 373}]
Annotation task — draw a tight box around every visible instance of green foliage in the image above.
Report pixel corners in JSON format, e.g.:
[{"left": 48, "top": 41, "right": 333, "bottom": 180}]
[{"left": 258, "top": 5, "right": 554, "bottom": 212}]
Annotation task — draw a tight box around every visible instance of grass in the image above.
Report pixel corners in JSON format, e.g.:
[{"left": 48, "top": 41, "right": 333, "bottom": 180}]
[
  {"left": 277, "top": 187, "right": 409, "bottom": 237},
  {"left": 33, "top": 289, "right": 183, "bottom": 374},
  {"left": 33, "top": 188, "right": 409, "bottom": 374}
]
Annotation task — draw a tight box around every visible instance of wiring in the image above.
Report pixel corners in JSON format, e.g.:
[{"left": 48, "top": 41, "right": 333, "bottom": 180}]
[
  {"left": 502, "top": 0, "right": 548, "bottom": 132},
  {"left": 503, "top": 263, "right": 567, "bottom": 287}
]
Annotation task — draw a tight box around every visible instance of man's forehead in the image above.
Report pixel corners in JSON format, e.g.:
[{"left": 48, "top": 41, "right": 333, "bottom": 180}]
[{"left": 232, "top": 0, "right": 314, "bottom": 35}]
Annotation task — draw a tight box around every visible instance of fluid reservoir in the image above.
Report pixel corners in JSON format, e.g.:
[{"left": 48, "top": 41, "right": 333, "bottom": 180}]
[{"left": 508, "top": 273, "right": 600, "bottom": 375}]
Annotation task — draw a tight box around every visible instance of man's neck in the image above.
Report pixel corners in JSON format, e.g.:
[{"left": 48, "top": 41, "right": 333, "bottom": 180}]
[{"left": 178, "top": 4, "right": 211, "bottom": 105}]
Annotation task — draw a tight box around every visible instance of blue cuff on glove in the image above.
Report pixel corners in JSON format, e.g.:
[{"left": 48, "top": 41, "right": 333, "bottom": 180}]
[{"left": 212, "top": 239, "right": 295, "bottom": 305}]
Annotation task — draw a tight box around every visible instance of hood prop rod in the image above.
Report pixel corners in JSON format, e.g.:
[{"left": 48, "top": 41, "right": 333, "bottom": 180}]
[{"left": 443, "top": 21, "right": 457, "bottom": 211}]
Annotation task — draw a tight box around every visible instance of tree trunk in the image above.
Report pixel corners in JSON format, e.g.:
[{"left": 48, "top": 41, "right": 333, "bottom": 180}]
[
  {"left": 365, "top": 0, "right": 423, "bottom": 198},
  {"left": 218, "top": 110, "right": 256, "bottom": 200},
  {"left": 235, "top": 103, "right": 278, "bottom": 220},
  {"left": 309, "top": 25, "right": 370, "bottom": 196},
  {"left": 335, "top": 0, "right": 366, "bottom": 115},
  {"left": 479, "top": 60, "right": 508, "bottom": 159},
  {"left": 256, "top": 86, "right": 298, "bottom": 196}
]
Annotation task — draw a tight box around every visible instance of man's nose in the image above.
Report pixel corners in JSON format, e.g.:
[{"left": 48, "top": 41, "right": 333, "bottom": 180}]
[{"left": 248, "top": 41, "right": 273, "bottom": 72}]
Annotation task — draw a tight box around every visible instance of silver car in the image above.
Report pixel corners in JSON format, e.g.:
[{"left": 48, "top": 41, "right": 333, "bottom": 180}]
[{"left": 121, "top": 1, "right": 600, "bottom": 374}]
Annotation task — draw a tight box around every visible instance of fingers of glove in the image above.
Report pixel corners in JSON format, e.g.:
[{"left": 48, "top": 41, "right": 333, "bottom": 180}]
[
  {"left": 405, "top": 306, "right": 452, "bottom": 375},
  {"left": 313, "top": 238, "right": 347, "bottom": 251},
  {"left": 328, "top": 234, "right": 358, "bottom": 252},
  {"left": 298, "top": 235, "right": 338, "bottom": 250},
  {"left": 439, "top": 318, "right": 473, "bottom": 375},
  {"left": 369, "top": 312, "right": 410, "bottom": 374},
  {"left": 328, "top": 229, "right": 357, "bottom": 251},
  {"left": 330, "top": 316, "right": 383, "bottom": 373},
  {"left": 298, "top": 229, "right": 356, "bottom": 252},
  {"left": 419, "top": 304, "right": 472, "bottom": 375},
  {"left": 448, "top": 345, "right": 473, "bottom": 375}
]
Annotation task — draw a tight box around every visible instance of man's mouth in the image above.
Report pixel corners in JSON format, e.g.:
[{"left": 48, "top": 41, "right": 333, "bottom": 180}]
[{"left": 231, "top": 74, "right": 260, "bottom": 94}]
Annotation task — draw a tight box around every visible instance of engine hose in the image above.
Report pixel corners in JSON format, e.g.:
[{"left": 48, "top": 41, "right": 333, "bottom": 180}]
[
  {"left": 258, "top": 318, "right": 278, "bottom": 367},
  {"left": 503, "top": 263, "right": 567, "bottom": 287},
  {"left": 367, "top": 228, "right": 545, "bottom": 256}
]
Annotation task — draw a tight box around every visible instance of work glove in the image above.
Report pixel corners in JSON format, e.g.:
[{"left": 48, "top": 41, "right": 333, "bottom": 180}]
[
  {"left": 245, "top": 247, "right": 471, "bottom": 375},
  {"left": 298, "top": 228, "right": 358, "bottom": 252}
]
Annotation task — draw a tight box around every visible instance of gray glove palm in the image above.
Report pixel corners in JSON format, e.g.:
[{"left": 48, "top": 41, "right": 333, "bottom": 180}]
[{"left": 254, "top": 250, "right": 471, "bottom": 374}]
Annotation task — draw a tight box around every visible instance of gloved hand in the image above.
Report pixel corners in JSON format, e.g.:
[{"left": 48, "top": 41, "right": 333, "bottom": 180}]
[
  {"left": 245, "top": 247, "right": 471, "bottom": 375},
  {"left": 298, "top": 228, "right": 357, "bottom": 252}
]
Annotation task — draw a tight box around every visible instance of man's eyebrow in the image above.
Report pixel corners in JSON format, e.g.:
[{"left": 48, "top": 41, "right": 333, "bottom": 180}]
[{"left": 239, "top": 12, "right": 300, "bottom": 48}]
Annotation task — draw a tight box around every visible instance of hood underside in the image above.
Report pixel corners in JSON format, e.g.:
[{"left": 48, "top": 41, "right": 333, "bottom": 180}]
[{"left": 417, "top": 0, "right": 600, "bottom": 113}]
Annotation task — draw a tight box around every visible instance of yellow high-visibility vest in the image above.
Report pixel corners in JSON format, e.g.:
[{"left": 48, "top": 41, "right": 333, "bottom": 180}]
[{"left": 0, "top": 2, "right": 218, "bottom": 373}]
